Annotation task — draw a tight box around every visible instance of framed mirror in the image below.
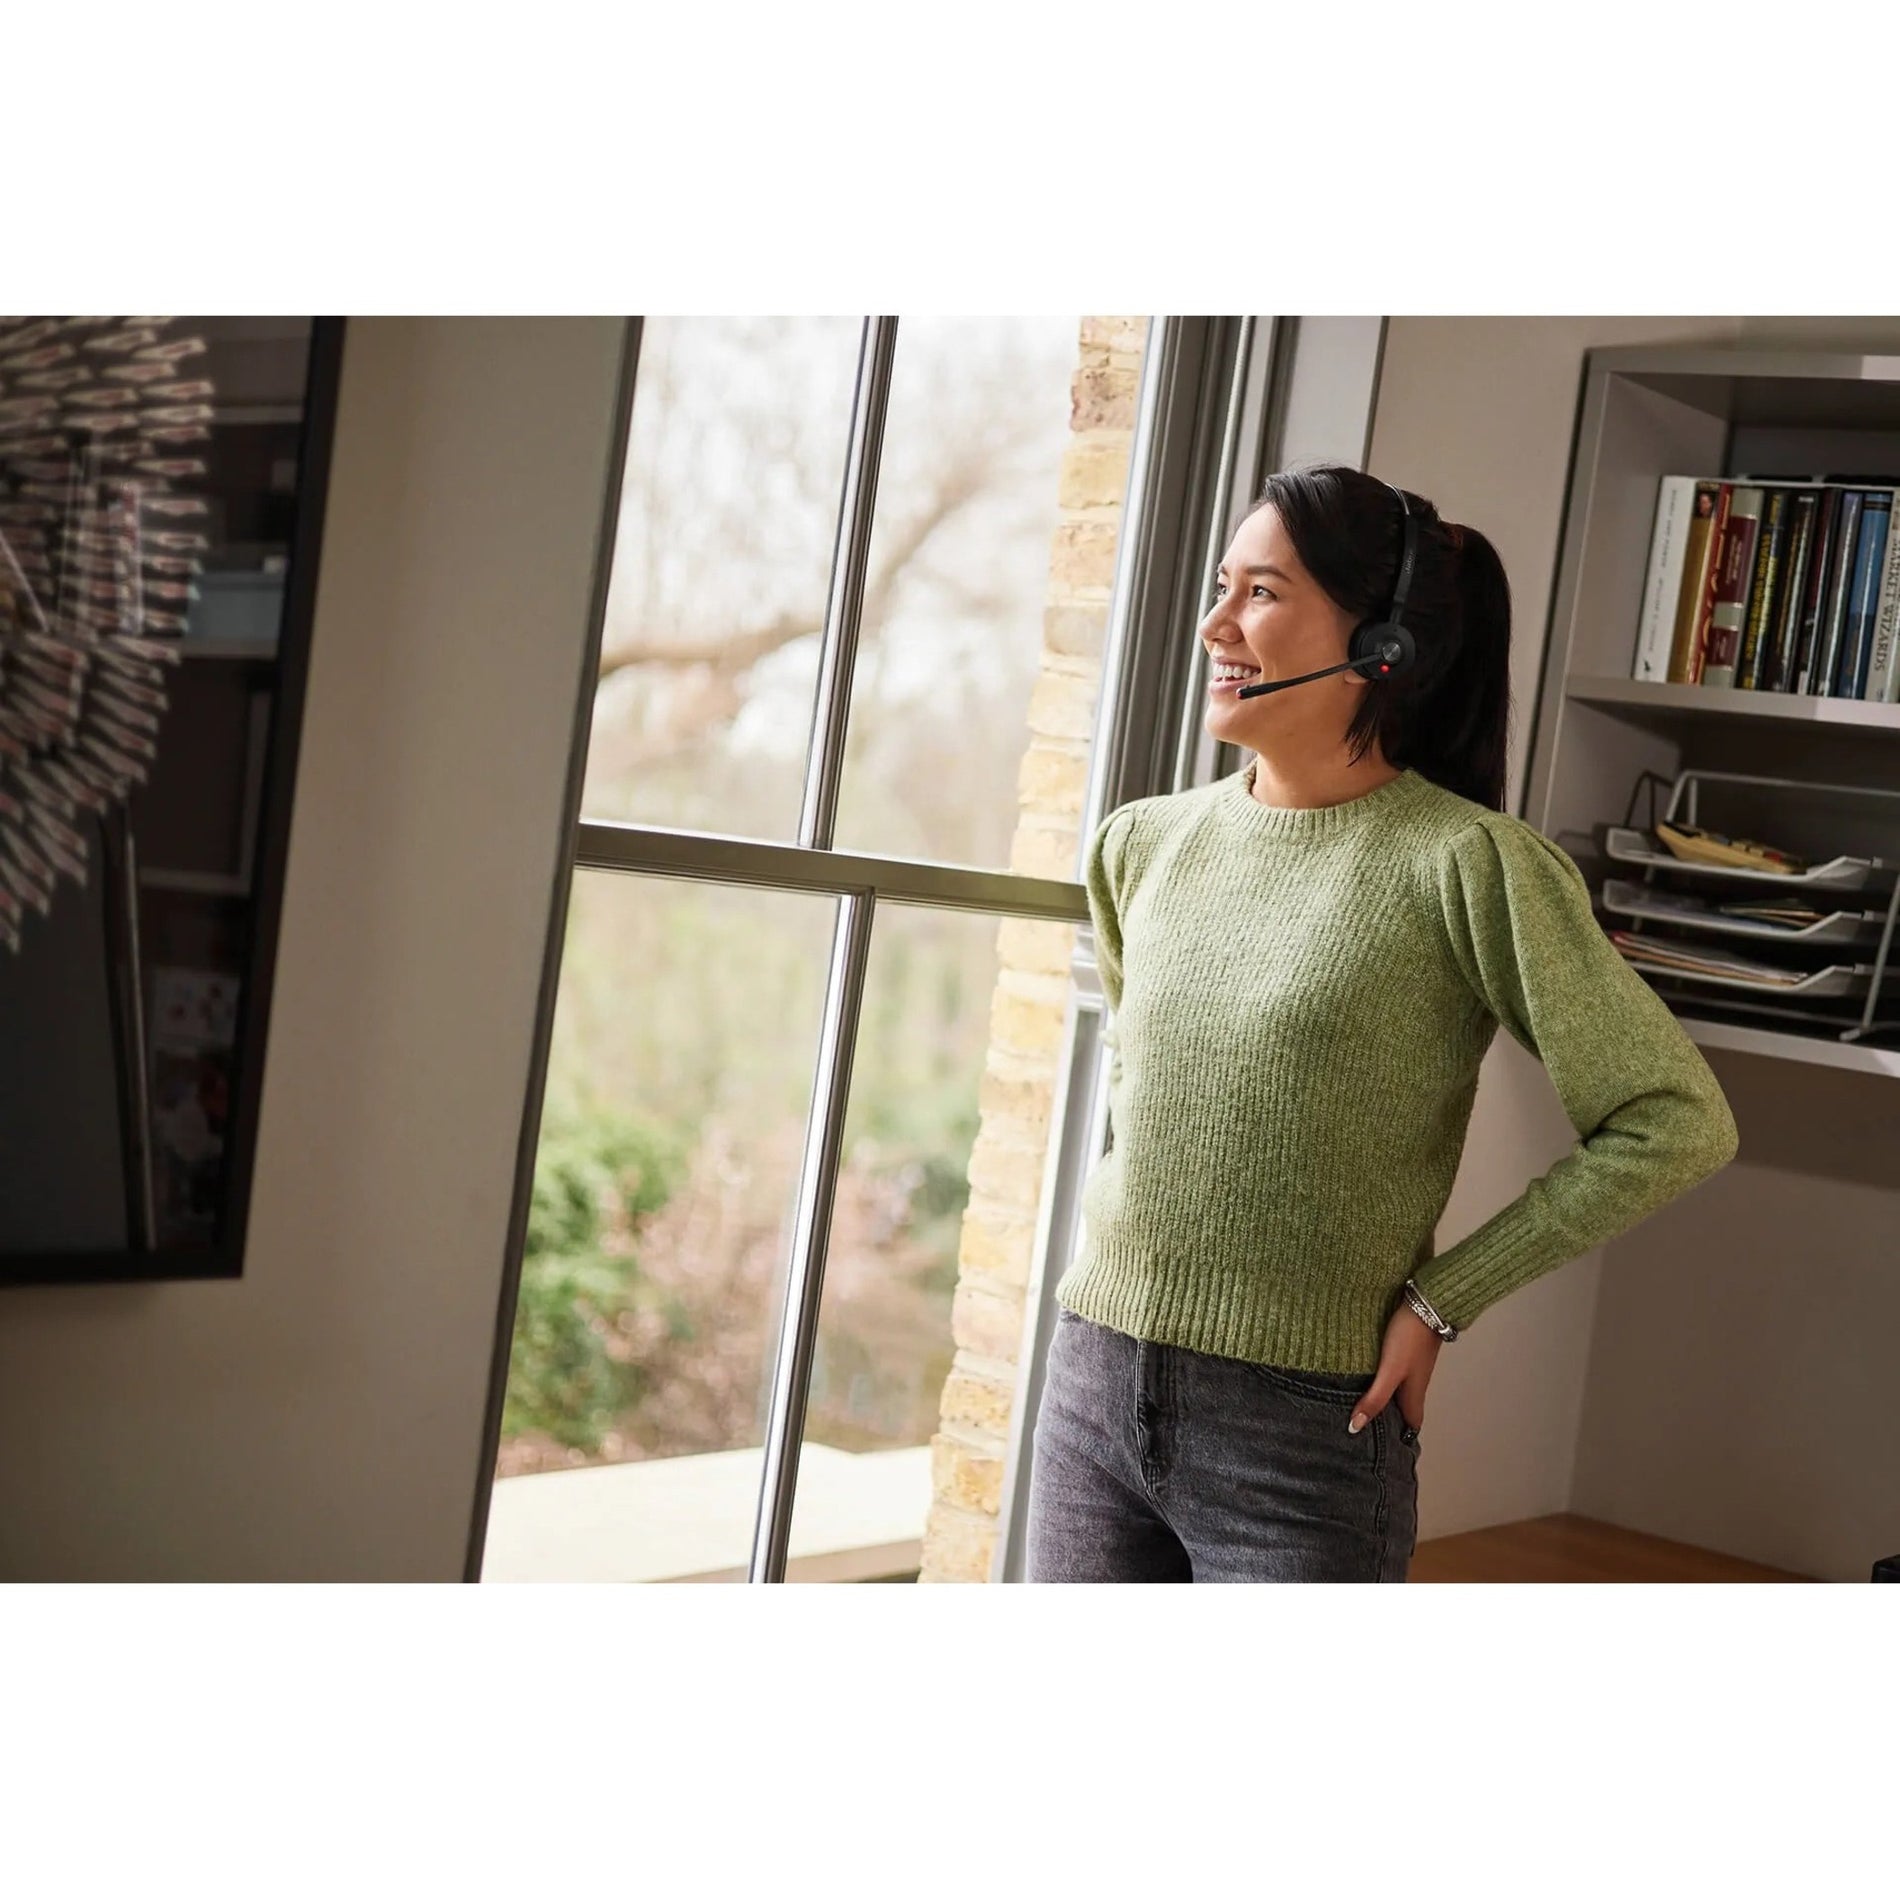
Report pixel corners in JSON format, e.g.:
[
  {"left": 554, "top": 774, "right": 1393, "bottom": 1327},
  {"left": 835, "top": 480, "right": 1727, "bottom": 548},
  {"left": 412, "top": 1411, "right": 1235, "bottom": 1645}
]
[{"left": 0, "top": 315, "right": 345, "bottom": 1284}]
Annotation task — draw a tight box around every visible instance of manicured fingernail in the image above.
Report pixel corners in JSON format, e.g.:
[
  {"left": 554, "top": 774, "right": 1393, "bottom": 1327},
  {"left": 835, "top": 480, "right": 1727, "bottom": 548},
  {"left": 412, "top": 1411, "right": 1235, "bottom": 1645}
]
[{"left": 1348, "top": 1412, "right": 1366, "bottom": 1434}]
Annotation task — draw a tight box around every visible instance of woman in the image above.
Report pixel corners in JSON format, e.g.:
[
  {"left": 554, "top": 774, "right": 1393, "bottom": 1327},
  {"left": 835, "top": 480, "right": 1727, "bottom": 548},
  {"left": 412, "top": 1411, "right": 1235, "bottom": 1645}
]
[{"left": 1024, "top": 463, "right": 1740, "bottom": 1583}]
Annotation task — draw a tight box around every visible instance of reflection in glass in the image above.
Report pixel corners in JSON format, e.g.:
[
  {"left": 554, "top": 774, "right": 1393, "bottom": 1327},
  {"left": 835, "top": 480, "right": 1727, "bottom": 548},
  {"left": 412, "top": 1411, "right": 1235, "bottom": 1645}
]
[
  {"left": 484, "top": 869, "right": 836, "bottom": 1582},
  {"left": 583, "top": 317, "right": 861, "bottom": 838},
  {"left": 0, "top": 317, "right": 318, "bottom": 1261}
]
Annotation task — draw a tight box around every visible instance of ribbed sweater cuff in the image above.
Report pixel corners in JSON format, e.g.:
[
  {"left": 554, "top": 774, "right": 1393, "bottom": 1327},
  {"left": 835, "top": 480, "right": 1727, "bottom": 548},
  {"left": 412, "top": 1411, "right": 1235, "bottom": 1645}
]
[{"left": 1409, "top": 1206, "right": 1577, "bottom": 1333}]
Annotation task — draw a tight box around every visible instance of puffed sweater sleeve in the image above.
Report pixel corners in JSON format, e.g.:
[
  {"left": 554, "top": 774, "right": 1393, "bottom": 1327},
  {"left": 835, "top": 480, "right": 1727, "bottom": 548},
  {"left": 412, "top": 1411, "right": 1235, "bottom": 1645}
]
[{"left": 1409, "top": 813, "right": 1741, "bottom": 1333}]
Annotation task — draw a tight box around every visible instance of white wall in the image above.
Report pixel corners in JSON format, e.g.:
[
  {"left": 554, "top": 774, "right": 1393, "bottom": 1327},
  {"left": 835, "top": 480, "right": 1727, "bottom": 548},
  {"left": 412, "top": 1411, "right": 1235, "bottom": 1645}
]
[
  {"left": 1364, "top": 316, "right": 1748, "bottom": 1543},
  {"left": 0, "top": 318, "right": 627, "bottom": 1580}
]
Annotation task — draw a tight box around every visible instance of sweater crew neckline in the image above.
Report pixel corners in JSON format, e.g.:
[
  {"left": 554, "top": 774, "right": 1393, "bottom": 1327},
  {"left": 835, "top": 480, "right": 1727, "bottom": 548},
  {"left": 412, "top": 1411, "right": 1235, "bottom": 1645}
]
[{"left": 1223, "top": 757, "right": 1429, "bottom": 838}]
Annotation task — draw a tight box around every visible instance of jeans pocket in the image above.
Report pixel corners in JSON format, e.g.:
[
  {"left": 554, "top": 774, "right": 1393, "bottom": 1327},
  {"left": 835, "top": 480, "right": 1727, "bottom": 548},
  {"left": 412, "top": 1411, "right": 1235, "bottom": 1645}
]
[{"left": 1245, "top": 1360, "right": 1368, "bottom": 1411}]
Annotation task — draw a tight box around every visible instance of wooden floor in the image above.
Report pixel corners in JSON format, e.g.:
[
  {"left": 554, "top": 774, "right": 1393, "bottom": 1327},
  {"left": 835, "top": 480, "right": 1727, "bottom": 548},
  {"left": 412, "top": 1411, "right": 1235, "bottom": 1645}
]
[{"left": 1409, "top": 1511, "right": 1811, "bottom": 1582}]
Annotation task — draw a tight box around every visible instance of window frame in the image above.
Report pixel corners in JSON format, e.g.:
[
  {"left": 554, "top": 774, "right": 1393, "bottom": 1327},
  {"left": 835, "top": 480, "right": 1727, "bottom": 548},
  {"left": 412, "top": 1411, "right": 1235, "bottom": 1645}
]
[{"left": 469, "top": 315, "right": 1387, "bottom": 1583}]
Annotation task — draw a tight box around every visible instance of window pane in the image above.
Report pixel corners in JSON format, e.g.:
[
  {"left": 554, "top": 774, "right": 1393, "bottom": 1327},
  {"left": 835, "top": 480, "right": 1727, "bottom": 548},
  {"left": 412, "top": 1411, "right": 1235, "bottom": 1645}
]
[
  {"left": 582, "top": 316, "right": 861, "bottom": 837},
  {"left": 787, "top": 900, "right": 1055, "bottom": 1580},
  {"left": 482, "top": 867, "right": 836, "bottom": 1583},
  {"left": 832, "top": 316, "right": 1150, "bottom": 872}
]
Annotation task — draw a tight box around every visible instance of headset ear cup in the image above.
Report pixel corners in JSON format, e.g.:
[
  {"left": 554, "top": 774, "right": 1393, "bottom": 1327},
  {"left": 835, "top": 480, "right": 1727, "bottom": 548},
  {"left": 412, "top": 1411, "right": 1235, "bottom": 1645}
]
[{"left": 1349, "top": 618, "right": 1415, "bottom": 678}]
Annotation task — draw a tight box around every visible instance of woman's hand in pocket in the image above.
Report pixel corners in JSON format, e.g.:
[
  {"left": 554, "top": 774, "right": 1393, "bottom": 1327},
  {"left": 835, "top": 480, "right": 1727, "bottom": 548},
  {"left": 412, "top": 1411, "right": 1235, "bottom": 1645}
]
[{"left": 1347, "top": 1298, "right": 1441, "bottom": 1436}]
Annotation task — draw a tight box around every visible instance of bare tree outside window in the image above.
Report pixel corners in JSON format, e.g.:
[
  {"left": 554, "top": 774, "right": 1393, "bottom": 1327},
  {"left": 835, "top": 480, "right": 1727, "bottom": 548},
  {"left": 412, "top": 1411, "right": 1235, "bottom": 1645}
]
[{"left": 492, "top": 317, "right": 1143, "bottom": 1588}]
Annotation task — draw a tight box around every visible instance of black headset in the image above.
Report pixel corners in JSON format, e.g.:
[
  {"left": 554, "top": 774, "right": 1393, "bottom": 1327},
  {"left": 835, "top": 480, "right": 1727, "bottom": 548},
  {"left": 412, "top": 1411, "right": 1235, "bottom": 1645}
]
[
  {"left": 1233, "top": 478, "right": 1420, "bottom": 699},
  {"left": 1347, "top": 479, "right": 1419, "bottom": 681}
]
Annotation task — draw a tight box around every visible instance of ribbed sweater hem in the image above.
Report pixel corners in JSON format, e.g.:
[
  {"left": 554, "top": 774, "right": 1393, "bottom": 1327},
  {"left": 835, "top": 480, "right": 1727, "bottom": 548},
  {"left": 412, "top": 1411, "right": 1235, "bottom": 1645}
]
[{"left": 1053, "top": 1231, "right": 1400, "bottom": 1377}]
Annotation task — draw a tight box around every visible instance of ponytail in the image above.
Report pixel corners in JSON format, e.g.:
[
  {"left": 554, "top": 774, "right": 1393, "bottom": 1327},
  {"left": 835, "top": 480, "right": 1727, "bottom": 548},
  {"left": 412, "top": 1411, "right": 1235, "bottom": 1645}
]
[{"left": 1400, "top": 521, "right": 1513, "bottom": 812}]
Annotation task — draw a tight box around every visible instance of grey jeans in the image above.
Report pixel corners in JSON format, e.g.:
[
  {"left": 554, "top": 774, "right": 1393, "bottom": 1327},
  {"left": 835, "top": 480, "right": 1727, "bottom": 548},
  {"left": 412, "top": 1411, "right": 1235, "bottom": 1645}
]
[{"left": 1025, "top": 1306, "right": 1420, "bottom": 1582}]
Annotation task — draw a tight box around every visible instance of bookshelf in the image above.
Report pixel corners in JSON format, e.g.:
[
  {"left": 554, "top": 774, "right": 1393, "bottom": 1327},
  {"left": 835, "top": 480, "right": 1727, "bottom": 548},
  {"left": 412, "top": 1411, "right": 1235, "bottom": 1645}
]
[
  {"left": 1522, "top": 345, "right": 1900, "bottom": 1079},
  {"left": 1565, "top": 673, "right": 1900, "bottom": 734}
]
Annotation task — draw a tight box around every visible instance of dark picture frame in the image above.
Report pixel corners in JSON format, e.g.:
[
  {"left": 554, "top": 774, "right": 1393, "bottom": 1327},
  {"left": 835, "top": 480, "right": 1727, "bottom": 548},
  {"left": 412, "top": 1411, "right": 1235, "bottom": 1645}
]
[{"left": 0, "top": 316, "right": 347, "bottom": 1286}]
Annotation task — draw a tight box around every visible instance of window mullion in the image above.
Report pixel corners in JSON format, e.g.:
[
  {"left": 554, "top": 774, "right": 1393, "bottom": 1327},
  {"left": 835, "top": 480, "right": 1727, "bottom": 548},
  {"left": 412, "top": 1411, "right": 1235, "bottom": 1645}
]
[{"left": 800, "top": 316, "right": 898, "bottom": 853}]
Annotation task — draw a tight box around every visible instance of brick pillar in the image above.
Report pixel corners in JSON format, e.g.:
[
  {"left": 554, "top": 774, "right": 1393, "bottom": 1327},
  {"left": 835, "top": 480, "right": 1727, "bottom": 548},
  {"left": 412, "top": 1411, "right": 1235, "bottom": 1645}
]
[{"left": 918, "top": 316, "right": 1149, "bottom": 1583}]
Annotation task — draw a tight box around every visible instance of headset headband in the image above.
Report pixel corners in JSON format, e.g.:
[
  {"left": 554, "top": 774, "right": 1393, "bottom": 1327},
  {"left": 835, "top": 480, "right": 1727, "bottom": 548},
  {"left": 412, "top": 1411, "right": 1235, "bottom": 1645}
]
[{"left": 1383, "top": 480, "right": 1417, "bottom": 625}]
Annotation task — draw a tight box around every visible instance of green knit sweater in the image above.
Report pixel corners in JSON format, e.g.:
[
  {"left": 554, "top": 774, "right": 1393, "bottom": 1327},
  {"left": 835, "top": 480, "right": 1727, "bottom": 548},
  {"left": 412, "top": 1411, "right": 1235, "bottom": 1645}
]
[{"left": 1054, "top": 758, "right": 1740, "bottom": 1374}]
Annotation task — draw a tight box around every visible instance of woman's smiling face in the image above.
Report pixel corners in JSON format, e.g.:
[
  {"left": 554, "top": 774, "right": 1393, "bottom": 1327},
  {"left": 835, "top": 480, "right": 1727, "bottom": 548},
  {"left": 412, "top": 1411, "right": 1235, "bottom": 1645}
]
[{"left": 1199, "top": 502, "right": 1362, "bottom": 748}]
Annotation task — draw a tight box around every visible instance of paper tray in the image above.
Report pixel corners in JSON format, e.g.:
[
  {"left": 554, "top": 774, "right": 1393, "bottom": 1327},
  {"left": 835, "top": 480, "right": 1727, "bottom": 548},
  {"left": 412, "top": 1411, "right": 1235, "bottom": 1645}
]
[
  {"left": 1617, "top": 951, "right": 1876, "bottom": 998},
  {"left": 1605, "top": 826, "right": 1892, "bottom": 893},
  {"left": 1599, "top": 878, "right": 1889, "bottom": 947}
]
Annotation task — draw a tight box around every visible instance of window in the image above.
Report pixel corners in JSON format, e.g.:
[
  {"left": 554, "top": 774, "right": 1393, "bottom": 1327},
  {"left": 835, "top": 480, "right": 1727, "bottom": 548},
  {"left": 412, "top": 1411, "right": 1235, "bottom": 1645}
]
[{"left": 483, "top": 316, "right": 1275, "bottom": 1582}]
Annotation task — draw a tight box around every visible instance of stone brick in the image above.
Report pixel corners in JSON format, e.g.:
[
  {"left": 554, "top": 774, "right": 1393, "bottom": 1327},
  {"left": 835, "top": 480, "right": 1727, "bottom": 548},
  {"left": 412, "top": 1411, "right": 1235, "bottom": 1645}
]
[
  {"left": 1079, "top": 315, "right": 1149, "bottom": 355},
  {"left": 919, "top": 1501, "right": 998, "bottom": 1583},
  {"left": 986, "top": 981, "right": 1067, "bottom": 1060},
  {"left": 1017, "top": 741, "right": 1089, "bottom": 816},
  {"left": 939, "top": 1363, "right": 1019, "bottom": 1438},
  {"left": 1026, "top": 664, "right": 1102, "bottom": 742},
  {"left": 1047, "top": 517, "right": 1123, "bottom": 595},
  {"left": 1042, "top": 602, "right": 1107, "bottom": 659},
  {"left": 966, "top": 1129, "right": 1049, "bottom": 1210},
  {"left": 951, "top": 1274, "right": 1025, "bottom": 1360},
  {"left": 957, "top": 1200, "right": 1035, "bottom": 1287},
  {"left": 995, "top": 915, "right": 1076, "bottom": 978},
  {"left": 1008, "top": 818, "right": 1082, "bottom": 884},
  {"left": 977, "top": 1061, "right": 1056, "bottom": 1126},
  {"left": 931, "top": 1430, "right": 1006, "bottom": 1517},
  {"left": 1071, "top": 363, "right": 1139, "bottom": 432},
  {"left": 997, "top": 966, "right": 1071, "bottom": 1009},
  {"left": 1058, "top": 437, "right": 1134, "bottom": 512}
]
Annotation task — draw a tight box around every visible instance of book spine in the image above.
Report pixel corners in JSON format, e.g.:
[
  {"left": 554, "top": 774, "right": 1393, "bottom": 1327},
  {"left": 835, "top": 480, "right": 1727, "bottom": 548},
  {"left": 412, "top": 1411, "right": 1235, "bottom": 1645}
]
[
  {"left": 1837, "top": 491, "right": 1892, "bottom": 699},
  {"left": 1762, "top": 490, "right": 1817, "bottom": 693},
  {"left": 1633, "top": 476, "right": 1694, "bottom": 681},
  {"left": 1666, "top": 480, "right": 1725, "bottom": 684},
  {"left": 1811, "top": 489, "right": 1864, "bottom": 698},
  {"left": 1736, "top": 487, "right": 1790, "bottom": 690},
  {"left": 1701, "top": 485, "right": 1763, "bottom": 689},
  {"left": 1791, "top": 485, "right": 1841, "bottom": 694},
  {"left": 1687, "top": 482, "right": 1732, "bottom": 684},
  {"left": 1863, "top": 488, "right": 1900, "bottom": 702}
]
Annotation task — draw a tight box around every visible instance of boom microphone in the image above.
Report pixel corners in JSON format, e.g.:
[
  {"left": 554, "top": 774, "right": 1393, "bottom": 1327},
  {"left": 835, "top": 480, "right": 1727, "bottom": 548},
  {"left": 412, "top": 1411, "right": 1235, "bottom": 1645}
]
[{"left": 1234, "top": 638, "right": 1404, "bottom": 698}]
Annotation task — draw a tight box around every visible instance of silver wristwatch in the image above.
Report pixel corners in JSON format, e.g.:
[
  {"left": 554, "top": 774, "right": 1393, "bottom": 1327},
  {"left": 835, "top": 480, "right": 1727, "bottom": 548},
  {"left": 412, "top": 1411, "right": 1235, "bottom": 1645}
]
[{"left": 1402, "top": 1278, "right": 1459, "bottom": 1341}]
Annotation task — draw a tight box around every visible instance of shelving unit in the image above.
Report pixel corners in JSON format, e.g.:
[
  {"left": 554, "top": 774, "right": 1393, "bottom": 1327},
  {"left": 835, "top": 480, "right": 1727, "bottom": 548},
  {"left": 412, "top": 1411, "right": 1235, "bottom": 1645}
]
[
  {"left": 1522, "top": 344, "right": 1900, "bottom": 1078},
  {"left": 1514, "top": 341, "right": 1899, "bottom": 1583}
]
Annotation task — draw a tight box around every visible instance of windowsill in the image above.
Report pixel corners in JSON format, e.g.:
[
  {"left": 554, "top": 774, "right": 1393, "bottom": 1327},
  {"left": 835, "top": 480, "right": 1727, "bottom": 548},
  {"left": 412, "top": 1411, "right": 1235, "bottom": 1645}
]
[{"left": 482, "top": 1442, "right": 934, "bottom": 1583}]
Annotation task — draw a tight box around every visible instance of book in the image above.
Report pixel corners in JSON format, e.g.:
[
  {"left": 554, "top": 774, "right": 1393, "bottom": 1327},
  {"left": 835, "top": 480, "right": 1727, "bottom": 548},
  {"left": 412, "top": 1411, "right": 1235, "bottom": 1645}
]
[
  {"left": 1631, "top": 473, "right": 1900, "bottom": 696},
  {"left": 1760, "top": 490, "right": 1817, "bottom": 692},
  {"left": 1864, "top": 489, "right": 1900, "bottom": 702},
  {"left": 1834, "top": 490, "right": 1891, "bottom": 699},
  {"left": 1810, "top": 489, "right": 1865, "bottom": 697},
  {"left": 1790, "top": 486, "right": 1840, "bottom": 694},
  {"left": 1633, "top": 476, "right": 1696, "bottom": 681},
  {"left": 1736, "top": 487, "right": 1792, "bottom": 690},
  {"left": 1701, "top": 486, "right": 1763, "bottom": 689},
  {"left": 1667, "top": 480, "right": 1726, "bottom": 684}
]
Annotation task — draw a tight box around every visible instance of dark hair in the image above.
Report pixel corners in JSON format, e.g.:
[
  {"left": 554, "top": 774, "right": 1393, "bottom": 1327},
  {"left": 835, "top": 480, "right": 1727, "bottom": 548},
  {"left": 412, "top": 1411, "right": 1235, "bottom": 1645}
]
[{"left": 1251, "top": 462, "right": 1513, "bottom": 812}]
